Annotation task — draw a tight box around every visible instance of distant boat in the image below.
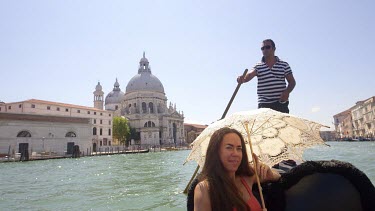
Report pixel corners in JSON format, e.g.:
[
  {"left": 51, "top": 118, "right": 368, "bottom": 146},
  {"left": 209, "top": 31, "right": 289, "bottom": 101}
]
[
  {"left": 163, "top": 147, "right": 179, "bottom": 151},
  {"left": 124, "top": 149, "right": 149, "bottom": 154}
]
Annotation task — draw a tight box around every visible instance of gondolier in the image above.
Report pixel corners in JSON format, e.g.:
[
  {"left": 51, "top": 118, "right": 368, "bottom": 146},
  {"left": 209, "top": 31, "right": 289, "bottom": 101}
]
[{"left": 237, "top": 39, "right": 296, "bottom": 113}]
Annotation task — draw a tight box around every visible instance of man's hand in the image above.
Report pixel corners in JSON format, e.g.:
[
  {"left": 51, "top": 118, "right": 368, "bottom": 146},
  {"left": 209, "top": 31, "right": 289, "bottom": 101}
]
[{"left": 280, "top": 90, "right": 290, "bottom": 102}]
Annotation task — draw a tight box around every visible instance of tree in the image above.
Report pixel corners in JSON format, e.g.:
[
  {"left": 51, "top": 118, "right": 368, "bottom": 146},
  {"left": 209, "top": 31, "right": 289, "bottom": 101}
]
[{"left": 113, "top": 116, "right": 130, "bottom": 146}]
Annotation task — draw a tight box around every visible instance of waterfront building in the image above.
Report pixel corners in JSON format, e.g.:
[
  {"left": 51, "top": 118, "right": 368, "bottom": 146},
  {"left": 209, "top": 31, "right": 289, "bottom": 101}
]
[
  {"left": 184, "top": 123, "right": 207, "bottom": 144},
  {"left": 319, "top": 131, "right": 336, "bottom": 141},
  {"left": 333, "top": 96, "right": 375, "bottom": 139},
  {"left": 0, "top": 112, "right": 91, "bottom": 157},
  {"left": 118, "top": 53, "right": 185, "bottom": 146},
  {"left": 0, "top": 99, "right": 114, "bottom": 155},
  {"left": 92, "top": 53, "right": 185, "bottom": 146}
]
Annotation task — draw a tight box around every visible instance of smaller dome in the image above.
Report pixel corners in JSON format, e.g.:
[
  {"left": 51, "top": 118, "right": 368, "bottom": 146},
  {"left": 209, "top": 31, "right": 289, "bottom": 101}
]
[
  {"left": 105, "top": 79, "right": 125, "bottom": 105},
  {"left": 105, "top": 90, "right": 124, "bottom": 104}
]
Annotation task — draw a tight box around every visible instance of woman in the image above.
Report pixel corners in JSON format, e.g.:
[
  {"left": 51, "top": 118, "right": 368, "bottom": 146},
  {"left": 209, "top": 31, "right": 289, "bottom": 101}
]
[{"left": 194, "top": 127, "right": 280, "bottom": 211}]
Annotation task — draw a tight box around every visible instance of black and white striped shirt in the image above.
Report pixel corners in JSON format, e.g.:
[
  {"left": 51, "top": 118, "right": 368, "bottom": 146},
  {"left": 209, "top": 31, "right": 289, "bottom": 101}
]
[{"left": 254, "top": 56, "right": 292, "bottom": 103}]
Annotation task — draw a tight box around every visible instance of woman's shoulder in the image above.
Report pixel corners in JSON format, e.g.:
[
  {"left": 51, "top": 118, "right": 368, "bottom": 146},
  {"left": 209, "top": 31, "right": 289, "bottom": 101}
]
[
  {"left": 194, "top": 179, "right": 212, "bottom": 210},
  {"left": 195, "top": 180, "right": 209, "bottom": 192}
]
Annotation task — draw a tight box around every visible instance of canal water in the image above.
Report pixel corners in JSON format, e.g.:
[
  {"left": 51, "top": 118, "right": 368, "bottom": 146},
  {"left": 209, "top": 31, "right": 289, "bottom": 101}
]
[{"left": 0, "top": 142, "right": 374, "bottom": 211}]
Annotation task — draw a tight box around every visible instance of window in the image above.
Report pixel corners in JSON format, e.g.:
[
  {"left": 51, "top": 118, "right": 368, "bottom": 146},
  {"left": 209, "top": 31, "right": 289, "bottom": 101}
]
[
  {"left": 100, "top": 128, "right": 103, "bottom": 135},
  {"left": 31, "top": 104, "right": 35, "bottom": 108},
  {"left": 94, "top": 119, "right": 96, "bottom": 124},
  {"left": 93, "top": 127, "right": 97, "bottom": 135},
  {"left": 109, "top": 141, "right": 111, "bottom": 146},
  {"left": 100, "top": 113, "right": 103, "bottom": 116},
  {"left": 47, "top": 106, "right": 51, "bottom": 110},
  {"left": 144, "top": 121, "right": 155, "bottom": 127},
  {"left": 57, "top": 107, "right": 60, "bottom": 111},
  {"left": 109, "top": 120, "right": 111, "bottom": 125},
  {"left": 77, "top": 110, "right": 80, "bottom": 113},
  {"left": 87, "top": 111, "right": 90, "bottom": 114},
  {"left": 65, "top": 132, "right": 77, "bottom": 137},
  {"left": 94, "top": 112, "right": 96, "bottom": 115},
  {"left": 142, "top": 102, "right": 147, "bottom": 113},
  {"left": 65, "top": 108, "right": 69, "bottom": 112},
  {"left": 108, "top": 129, "right": 111, "bottom": 136},
  {"left": 100, "top": 120, "right": 102, "bottom": 124},
  {"left": 8, "top": 106, "right": 11, "bottom": 110},
  {"left": 100, "top": 141, "right": 102, "bottom": 146},
  {"left": 149, "top": 102, "right": 154, "bottom": 113},
  {"left": 115, "top": 105, "right": 118, "bottom": 110},
  {"left": 19, "top": 104, "right": 22, "bottom": 108},
  {"left": 17, "top": 131, "right": 31, "bottom": 137},
  {"left": 109, "top": 114, "right": 111, "bottom": 117}
]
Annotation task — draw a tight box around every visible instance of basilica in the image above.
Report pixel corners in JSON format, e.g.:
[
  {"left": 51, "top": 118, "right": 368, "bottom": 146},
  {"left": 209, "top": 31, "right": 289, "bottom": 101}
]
[{"left": 94, "top": 53, "right": 185, "bottom": 146}]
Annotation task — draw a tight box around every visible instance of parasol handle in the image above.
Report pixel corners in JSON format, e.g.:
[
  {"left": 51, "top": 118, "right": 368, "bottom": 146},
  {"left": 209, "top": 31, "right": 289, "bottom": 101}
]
[
  {"left": 245, "top": 123, "right": 266, "bottom": 210},
  {"left": 183, "top": 69, "right": 248, "bottom": 194},
  {"left": 221, "top": 69, "right": 248, "bottom": 120}
]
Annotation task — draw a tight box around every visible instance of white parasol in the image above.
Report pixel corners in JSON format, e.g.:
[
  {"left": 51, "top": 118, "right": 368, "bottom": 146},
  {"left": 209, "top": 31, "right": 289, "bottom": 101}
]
[{"left": 185, "top": 108, "right": 329, "bottom": 168}]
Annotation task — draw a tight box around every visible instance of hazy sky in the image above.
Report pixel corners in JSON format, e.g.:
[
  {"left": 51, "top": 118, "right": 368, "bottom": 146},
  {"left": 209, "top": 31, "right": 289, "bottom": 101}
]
[{"left": 1, "top": 0, "right": 374, "bottom": 130}]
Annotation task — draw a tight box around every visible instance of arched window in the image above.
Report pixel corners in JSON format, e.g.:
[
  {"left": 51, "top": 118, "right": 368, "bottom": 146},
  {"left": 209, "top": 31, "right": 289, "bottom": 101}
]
[
  {"left": 144, "top": 121, "right": 156, "bottom": 128},
  {"left": 65, "top": 132, "right": 77, "bottom": 137},
  {"left": 93, "top": 127, "right": 97, "bottom": 135},
  {"left": 142, "top": 102, "right": 147, "bottom": 113},
  {"left": 149, "top": 102, "right": 154, "bottom": 113},
  {"left": 17, "top": 131, "right": 31, "bottom": 137}
]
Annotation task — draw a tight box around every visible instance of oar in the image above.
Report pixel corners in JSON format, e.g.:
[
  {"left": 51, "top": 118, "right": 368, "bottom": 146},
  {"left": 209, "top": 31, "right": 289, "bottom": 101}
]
[{"left": 183, "top": 68, "right": 248, "bottom": 194}]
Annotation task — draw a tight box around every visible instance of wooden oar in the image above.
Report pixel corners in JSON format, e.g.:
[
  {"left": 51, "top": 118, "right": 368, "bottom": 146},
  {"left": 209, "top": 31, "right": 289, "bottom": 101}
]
[{"left": 183, "top": 68, "right": 249, "bottom": 194}]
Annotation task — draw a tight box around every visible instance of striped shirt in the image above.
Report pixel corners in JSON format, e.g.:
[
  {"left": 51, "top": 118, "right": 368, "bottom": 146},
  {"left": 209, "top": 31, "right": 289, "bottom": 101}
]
[{"left": 254, "top": 56, "right": 292, "bottom": 103}]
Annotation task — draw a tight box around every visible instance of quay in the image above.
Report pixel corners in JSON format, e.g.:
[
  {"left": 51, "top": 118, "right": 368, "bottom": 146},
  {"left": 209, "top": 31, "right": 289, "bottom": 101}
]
[{"left": 0, "top": 145, "right": 191, "bottom": 163}]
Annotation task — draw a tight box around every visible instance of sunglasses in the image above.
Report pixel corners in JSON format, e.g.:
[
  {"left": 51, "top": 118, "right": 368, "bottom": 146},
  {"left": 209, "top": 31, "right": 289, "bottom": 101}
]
[{"left": 261, "top": 45, "right": 272, "bottom": 50}]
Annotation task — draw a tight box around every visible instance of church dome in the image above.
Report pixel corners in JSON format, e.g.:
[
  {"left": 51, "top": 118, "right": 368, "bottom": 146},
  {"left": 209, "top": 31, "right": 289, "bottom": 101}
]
[
  {"left": 126, "top": 53, "right": 165, "bottom": 94},
  {"left": 105, "top": 78, "right": 125, "bottom": 105}
]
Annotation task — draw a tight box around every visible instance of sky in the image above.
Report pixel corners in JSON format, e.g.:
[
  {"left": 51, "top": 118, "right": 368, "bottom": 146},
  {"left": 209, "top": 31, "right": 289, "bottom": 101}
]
[{"left": 1, "top": 0, "right": 374, "bottom": 130}]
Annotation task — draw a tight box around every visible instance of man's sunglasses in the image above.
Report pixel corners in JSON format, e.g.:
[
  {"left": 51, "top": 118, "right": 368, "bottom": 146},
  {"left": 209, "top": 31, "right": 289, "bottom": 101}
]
[{"left": 261, "top": 45, "right": 272, "bottom": 50}]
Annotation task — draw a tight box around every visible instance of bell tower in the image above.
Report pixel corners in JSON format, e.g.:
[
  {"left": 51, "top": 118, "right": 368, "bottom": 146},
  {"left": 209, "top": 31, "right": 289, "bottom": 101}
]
[{"left": 93, "top": 82, "right": 104, "bottom": 109}]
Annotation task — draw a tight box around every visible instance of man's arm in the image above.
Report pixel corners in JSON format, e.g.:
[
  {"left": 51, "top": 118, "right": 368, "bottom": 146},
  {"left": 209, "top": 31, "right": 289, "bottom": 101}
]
[
  {"left": 280, "top": 73, "right": 296, "bottom": 102},
  {"left": 237, "top": 69, "right": 257, "bottom": 83}
]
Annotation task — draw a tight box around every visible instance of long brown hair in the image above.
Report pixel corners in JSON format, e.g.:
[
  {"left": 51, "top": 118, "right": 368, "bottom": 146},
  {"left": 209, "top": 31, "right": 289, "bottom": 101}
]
[{"left": 198, "top": 127, "right": 254, "bottom": 211}]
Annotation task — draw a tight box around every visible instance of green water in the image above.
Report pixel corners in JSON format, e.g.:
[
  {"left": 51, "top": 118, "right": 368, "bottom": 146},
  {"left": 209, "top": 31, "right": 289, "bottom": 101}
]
[{"left": 0, "top": 142, "right": 374, "bottom": 210}]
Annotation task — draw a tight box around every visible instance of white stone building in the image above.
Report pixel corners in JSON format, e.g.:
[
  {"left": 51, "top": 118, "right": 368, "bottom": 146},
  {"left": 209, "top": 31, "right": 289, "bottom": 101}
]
[
  {"left": 0, "top": 112, "right": 91, "bottom": 157},
  {"left": 95, "top": 53, "right": 185, "bottom": 146},
  {"left": 0, "top": 99, "right": 114, "bottom": 155}
]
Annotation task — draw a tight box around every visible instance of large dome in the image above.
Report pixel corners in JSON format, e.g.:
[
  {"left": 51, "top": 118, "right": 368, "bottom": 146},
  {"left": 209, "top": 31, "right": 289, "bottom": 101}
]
[
  {"left": 126, "top": 53, "right": 165, "bottom": 93},
  {"left": 126, "top": 73, "right": 165, "bottom": 93},
  {"left": 105, "top": 79, "right": 125, "bottom": 105}
]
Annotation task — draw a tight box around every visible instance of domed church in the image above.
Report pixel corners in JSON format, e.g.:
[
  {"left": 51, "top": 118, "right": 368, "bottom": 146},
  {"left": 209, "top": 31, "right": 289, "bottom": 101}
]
[{"left": 93, "top": 53, "right": 185, "bottom": 146}]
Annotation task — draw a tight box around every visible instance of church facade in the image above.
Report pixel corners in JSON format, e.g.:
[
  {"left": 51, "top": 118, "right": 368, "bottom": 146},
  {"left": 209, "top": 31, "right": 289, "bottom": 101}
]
[{"left": 94, "top": 53, "right": 185, "bottom": 146}]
